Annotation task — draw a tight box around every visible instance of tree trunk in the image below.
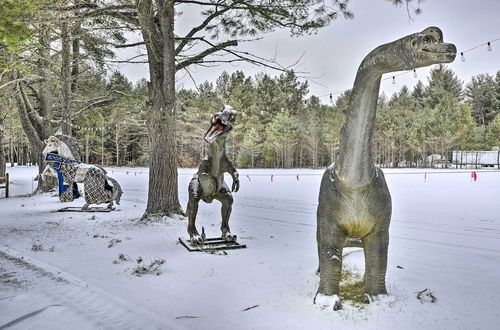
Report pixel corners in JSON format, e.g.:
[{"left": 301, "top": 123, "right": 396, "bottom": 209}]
[
  {"left": 0, "top": 104, "right": 5, "bottom": 177},
  {"left": 85, "top": 134, "right": 89, "bottom": 163},
  {"left": 137, "top": 0, "right": 182, "bottom": 219},
  {"left": 115, "top": 125, "right": 120, "bottom": 166},
  {"left": 14, "top": 82, "right": 54, "bottom": 192},
  {"left": 60, "top": 21, "right": 72, "bottom": 135}
]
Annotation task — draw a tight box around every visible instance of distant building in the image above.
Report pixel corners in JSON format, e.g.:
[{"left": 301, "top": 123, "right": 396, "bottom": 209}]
[{"left": 452, "top": 148, "right": 500, "bottom": 167}]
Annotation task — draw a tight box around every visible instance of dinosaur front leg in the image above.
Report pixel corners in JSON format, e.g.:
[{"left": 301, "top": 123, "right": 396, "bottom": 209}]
[
  {"left": 315, "top": 220, "right": 345, "bottom": 311},
  {"left": 362, "top": 227, "right": 389, "bottom": 301},
  {"left": 215, "top": 186, "right": 235, "bottom": 241}
]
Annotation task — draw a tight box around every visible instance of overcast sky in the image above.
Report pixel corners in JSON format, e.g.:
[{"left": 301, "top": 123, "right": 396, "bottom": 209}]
[{"left": 116, "top": 0, "right": 500, "bottom": 103}]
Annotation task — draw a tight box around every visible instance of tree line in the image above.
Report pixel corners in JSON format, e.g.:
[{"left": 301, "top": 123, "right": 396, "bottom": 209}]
[
  {"left": 179, "top": 66, "right": 500, "bottom": 168},
  {"left": 2, "top": 65, "right": 499, "bottom": 171}
]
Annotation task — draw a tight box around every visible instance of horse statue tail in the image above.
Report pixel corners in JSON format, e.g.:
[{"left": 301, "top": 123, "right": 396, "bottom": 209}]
[
  {"left": 106, "top": 176, "right": 122, "bottom": 205},
  {"left": 95, "top": 165, "right": 108, "bottom": 175}
]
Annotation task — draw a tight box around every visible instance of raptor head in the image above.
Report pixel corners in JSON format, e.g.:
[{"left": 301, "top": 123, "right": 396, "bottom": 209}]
[
  {"left": 204, "top": 105, "right": 237, "bottom": 143},
  {"left": 364, "top": 26, "right": 457, "bottom": 73}
]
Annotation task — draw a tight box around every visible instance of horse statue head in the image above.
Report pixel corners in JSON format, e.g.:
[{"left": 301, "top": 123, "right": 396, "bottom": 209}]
[{"left": 42, "top": 128, "right": 80, "bottom": 161}]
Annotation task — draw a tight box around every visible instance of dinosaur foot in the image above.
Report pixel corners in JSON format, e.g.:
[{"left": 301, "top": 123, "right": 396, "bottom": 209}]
[
  {"left": 222, "top": 232, "right": 237, "bottom": 242},
  {"left": 363, "top": 293, "right": 388, "bottom": 304},
  {"left": 190, "top": 235, "right": 205, "bottom": 245},
  {"left": 314, "top": 293, "right": 342, "bottom": 311}
]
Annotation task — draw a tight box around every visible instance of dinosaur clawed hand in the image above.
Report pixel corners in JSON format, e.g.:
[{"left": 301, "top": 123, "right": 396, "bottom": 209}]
[{"left": 232, "top": 179, "right": 240, "bottom": 192}]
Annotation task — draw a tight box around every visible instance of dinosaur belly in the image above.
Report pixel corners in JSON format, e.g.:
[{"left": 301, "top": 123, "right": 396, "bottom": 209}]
[
  {"left": 199, "top": 173, "right": 218, "bottom": 202},
  {"left": 319, "top": 168, "right": 392, "bottom": 239}
]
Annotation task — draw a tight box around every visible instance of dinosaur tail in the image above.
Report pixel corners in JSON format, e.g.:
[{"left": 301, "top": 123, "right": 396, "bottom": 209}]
[{"left": 106, "top": 176, "right": 122, "bottom": 205}]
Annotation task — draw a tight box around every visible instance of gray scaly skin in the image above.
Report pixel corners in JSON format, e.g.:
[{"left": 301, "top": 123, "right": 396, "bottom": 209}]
[
  {"left": 186, "top": 105, "right": 240, "bottom": 244},
  {"left": 314, "top": 27, "right": 456, "bottom": 310}
]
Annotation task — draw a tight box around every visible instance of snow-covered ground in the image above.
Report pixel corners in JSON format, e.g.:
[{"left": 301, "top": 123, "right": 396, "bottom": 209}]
[{"left": 1, "top": 166, "right": 499, "bottom": 329}]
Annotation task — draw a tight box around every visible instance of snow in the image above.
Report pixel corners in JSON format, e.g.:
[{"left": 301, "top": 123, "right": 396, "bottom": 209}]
[{"left": 1, "top": 165, "right": 500, "bottom": 329}]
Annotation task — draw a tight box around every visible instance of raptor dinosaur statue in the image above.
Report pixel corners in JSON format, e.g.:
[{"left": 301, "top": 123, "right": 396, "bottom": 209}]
[
  {"left": 314, "top": 27, "right": 456, "bottom": 310},
  {"left": 186, "top": 105, "right": 240, "bottom": 244}
]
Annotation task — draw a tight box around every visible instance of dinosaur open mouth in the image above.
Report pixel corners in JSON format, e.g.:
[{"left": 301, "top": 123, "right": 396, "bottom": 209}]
[{"left": 204, "top": 116, "right": 232, "bottom": 143}]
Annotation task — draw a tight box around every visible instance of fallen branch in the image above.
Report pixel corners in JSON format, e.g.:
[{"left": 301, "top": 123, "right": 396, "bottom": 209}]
[{"left": 416, "top": 288, "right": 437, "bottom": 304}]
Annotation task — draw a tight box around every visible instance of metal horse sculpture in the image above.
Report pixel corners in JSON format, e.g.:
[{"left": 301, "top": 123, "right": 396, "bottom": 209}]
[
  {"left": 315, "top": 27, "right": 456, "bottom": 310},
  {"left": 42, "top": 133, "right": 122, "bottom": 210},
  {"left": 186, "top": 105, "right": 240, "bottom": 244}
]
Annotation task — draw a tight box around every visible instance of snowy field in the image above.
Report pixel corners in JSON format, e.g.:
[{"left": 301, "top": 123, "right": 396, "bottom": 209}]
[{"left": 1, "top": 166, "right": 499, "bottom": 329}]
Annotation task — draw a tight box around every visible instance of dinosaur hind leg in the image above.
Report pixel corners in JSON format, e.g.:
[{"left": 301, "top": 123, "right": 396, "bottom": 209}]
[
  {"left": 362, "top": 227, "right": 389, "bottom": 301},
  {"left": 187, "top": 178, "right": 203, "bottom": 244},
  {"left": 215, "top": 188, "right": 234, "bottom": 241}
]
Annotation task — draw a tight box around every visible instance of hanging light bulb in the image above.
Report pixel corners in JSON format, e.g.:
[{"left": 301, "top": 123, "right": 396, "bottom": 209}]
[
  {"left": 413, "top": 69, "right": 417, "bottom": 78},
  {"left": 392, "top": 76, "right": 396, "bottom": 84},
  {"left": 487, "top": 42, "right": 492, "bottom": 51},
  {"left": 461, "top": 52, "right": 465, "bottom": 62}
]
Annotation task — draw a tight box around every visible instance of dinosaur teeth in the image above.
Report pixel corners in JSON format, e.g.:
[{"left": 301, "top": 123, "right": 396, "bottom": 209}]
[{"left": 205, "top": 116, "right": 232, "bottom": 142}]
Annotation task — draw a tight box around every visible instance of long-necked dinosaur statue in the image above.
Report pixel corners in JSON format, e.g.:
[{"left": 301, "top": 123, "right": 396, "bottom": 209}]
[
  {"left": 314, "top": 27, "right": 456, "bottom": 310},
  {"left": 186, "top": 105, "right": 240, "bottom": 244}
]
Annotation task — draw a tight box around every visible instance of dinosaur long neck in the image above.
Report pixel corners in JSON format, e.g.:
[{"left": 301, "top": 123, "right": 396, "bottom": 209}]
[{"left": 336, "top": 65, "right": 382, "bottom": 189}]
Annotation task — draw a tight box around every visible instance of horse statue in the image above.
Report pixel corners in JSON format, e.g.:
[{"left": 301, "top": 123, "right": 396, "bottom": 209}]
[{"left": 41, "top": 130, "right": 122, "bottom": 210}]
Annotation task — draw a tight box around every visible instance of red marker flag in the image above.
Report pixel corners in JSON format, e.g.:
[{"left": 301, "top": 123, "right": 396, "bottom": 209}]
[{"left": 471, "top": 171, "right": 477, "bottom": 182}]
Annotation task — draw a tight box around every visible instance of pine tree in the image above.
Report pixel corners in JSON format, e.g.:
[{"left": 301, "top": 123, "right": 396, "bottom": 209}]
[
  {"left": 424, "top": 64, "right": 463, "bottom": 108},
  {"left": 465, "top": 73, "right": 498, "bottom": 125}
]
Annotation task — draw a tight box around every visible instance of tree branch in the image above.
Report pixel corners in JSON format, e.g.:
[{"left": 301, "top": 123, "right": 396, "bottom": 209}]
[
  {"left": 72, "top": 97, "right": 115, "bottom": 118},
  {"left": 175, "top": 4, "right": 234, "bottom": 56},
  {"left": 14, "top": 83, "right": 44, "bottom": 153},
  {"left": 0, "top": 75, "right": 42, "bottom": 90},
  {"left": 19, "top": 83, "right": 45, "bottom": 133},
  {"left": 175, "top": 39, "right": 238, "bottom": 71}
]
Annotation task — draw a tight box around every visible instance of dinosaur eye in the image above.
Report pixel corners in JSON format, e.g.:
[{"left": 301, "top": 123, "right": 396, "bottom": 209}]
[{"left": 423, "top": 36, "right": 432, "bottom": 44}]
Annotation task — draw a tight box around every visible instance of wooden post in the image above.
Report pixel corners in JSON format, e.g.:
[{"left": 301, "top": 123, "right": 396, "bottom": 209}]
[{"left": 0, "top": 172, "right": 8, "bottom": 198}]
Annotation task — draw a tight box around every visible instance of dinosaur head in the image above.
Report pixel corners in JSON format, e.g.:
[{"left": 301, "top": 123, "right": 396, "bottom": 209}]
[
  {"left": 405, "top": 27, "right": 457, "bottom": 68},
  {"left": 204, "top": 105, "right": 237, "bottom": 143},
  {"left": 363, "top": 26, "right": 457, "bottom": 73}
]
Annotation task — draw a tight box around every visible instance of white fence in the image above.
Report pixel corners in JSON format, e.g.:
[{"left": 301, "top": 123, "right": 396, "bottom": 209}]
[{"left": 452, "top": 150, "right": 500, "bottom": 167}]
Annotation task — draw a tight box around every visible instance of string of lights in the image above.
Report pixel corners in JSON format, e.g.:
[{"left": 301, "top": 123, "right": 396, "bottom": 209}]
[
  {"left": 319, "top": 36, "right": 499, "bottom": 103},
  {"left": 63, "top": 36, "right": 499, "bottom": 130}
]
